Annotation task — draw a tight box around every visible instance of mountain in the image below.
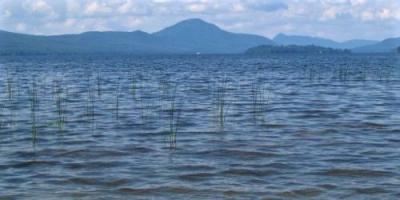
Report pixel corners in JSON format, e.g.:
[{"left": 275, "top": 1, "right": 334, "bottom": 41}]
[
  {"left": 153, "top": 18, "right": 274, "bottom": 53},
  {"left": 352, "top": 37, "right": 400, "bottom": 53},
  {"left": 1, "top": 19, "right": 396, "bottom": 55},
  {"left": 0, "top": 30, "right": 175, "bottom": 55},
  {"left": 246, "top": 45, "right": 350, "bottom": 55},
  {"left": 0, "top": 18, "right": 274, "bottom": 55},
  {"left": 273, "top": 33, "right": 377, "bottom": 49}
]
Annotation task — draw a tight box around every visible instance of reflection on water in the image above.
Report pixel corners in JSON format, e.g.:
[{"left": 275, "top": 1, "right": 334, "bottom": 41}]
[{"left": 0, "top": 54, "right": 399, "bottom": 199}]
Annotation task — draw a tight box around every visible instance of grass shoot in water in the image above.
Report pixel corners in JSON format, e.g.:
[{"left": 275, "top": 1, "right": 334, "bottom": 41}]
[
  {"left": 30, "top": 78, "right": 39, "bottom": 146},
  {"left": 168, "top": 84, "right": 180, "bottom": 149}
]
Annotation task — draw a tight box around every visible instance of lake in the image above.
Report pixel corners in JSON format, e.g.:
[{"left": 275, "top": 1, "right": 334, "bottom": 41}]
[{"left": 0, "top": 54, "right": 399, "bottom": 199}]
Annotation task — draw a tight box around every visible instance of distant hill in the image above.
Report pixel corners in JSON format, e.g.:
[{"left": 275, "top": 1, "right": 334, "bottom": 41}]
[
  {"left": 153, "top": 19, "right": 274, "bottom": 53},
  {"left": 0, "top": 30, "right": 178, "bottom": 55},
  {"left": 0, "top": 19, "right": 274, "bottom": 55},
  {"left": 273, "top": 33, "right": 377, "bottom": 49},
  {"left": 245, "top": 45, "right": 351, "bottom": 55},
  {"left": 352, "top": 37, "right": 400, "bottom": 53}
]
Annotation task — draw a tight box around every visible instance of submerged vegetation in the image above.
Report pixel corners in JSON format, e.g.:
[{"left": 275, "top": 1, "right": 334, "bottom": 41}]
[{"left": 0, "top": 56, "right": 395, "bottom": 149}]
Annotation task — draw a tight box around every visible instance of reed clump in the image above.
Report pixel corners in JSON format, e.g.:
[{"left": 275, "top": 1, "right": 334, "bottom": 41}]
[
  {"left": 86, "top": 81, "right": 96, "bottom": 125},
  {"left": 115, "top": 79, "right": 121, "bottom": 120},
  {"left": 30, "top": 78, "right": 39, "bottom": 146},
  {"left": 96, "top": 72, "right": 102, "bottom": 97},
  {"left": 6, "top": 70, "right": 13, "bottom": 101},
  {"left": 214, "top": 77, "right": 229, "bottom": 128},
  {"left": 53, "top": 80, "right": 66, "bottom": 130},
  {"left": 250, "top": 82, "right": 269, "bottom": 124},
  {"left": 167, "top": 84, "right": 180, "bottom": 149}
]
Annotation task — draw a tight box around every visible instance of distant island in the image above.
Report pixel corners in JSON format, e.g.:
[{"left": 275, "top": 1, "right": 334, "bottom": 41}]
[
  {"left": 0, "top": 18, "right": 399, "bottom": 55},
  {"left": 245, "top": 45, "right": 351, "bottom": 55}
]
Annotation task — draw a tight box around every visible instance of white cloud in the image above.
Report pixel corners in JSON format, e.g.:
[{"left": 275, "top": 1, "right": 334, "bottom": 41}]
[
  {"left": 186, "top": 3, "right": 207, "bottom": 13},
  {"left": 16, "top": 23, "right": 27, "bottom": 32},
  {"left": 84, "top": 1, "right": 111, "bottom": 16}
]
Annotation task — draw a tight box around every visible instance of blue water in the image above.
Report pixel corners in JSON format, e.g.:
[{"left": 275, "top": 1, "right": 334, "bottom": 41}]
[{"left": 0, "top": 54, "right": 399, "bottom": 199}]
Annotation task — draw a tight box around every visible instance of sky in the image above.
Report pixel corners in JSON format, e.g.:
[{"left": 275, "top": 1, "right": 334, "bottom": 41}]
[{"left": 0, "top": 0, "right": 399, "bottom": 41}]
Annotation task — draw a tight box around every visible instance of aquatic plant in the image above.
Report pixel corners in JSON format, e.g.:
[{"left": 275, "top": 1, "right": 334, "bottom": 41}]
[
  {"left": 54, "top": 80, "right": 66, "bottom": 130},
  {"left": 6, "top": 70, "right": 13, "bottom": 101},
  {"left": 168, "top": 84, "right": 180, "bottom": 149},
  {"left": 30, "top": 78, "right": 39, "bottom": 146},
  {"left": 214, "top": 76, "right": 229, "bottom": 127},
  {"left": 86, "top": 81, "right": 96, "bottom": 125},
  {"left": 5, "top": 70, "right": 15, "bottom": 128},
  {"left": 96, "top": 72, "right": 102, "bottom": 97},
  {"left": 0, "top": 100, "right": 4, "bottom": 129},
  {"left": 250, "top": 82, "right": 269, "bottom": 124},
  {"left": 130, "top": 73, "right": 137, "bottom": 99},
  {"left": 115, "top": 78, "right": 121, "bottom": 120}
]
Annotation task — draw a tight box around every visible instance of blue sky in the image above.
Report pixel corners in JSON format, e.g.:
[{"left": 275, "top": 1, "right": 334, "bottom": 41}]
[{"left": 0, "top": 0, "right": 399, "bottom": 41}]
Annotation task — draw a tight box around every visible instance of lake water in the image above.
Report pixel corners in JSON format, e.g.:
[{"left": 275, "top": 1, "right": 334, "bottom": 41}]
[{"left": 0, "top": 54, "right": 399, "bottom": 199}]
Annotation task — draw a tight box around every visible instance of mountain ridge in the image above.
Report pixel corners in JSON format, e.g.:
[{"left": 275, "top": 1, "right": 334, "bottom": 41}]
[
  {"left": 273, "top": 33, "right": 378, "bottom": 49},
  {"left": 0, "top": 18, "right": 274, "bottom": 55},
  {"left": 352, "top": 37, "right": 400, "bottom": 53},
  {"left": 0, "top": 19, "right": 397, "bottom": 55}
]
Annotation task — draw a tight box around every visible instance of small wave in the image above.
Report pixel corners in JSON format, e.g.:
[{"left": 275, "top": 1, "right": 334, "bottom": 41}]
[
  {"left": 353, "top": 187, "right": 389, "bottom": 195},
  {"left": 361, "top": 122, "right": 387, "bottom": 129},
  {"left": 198, "top": 149, "right": 278, "bottom": 159},
  {"left": 120, "top": 146, "right": 154, "bottom": 153},
  {"left": 279, "top": 188, "right": 323, "bottom": 198},
  {"left": 249, "top": 163, "right": 294, "bottom": 170},
  {"left": 118, "top": 186, "right": 200, "bottom": 195},
  {"left": 11, "top": 160, "right": 59, "bottom": 168},
  {"left": 66, "top": 177, "right": 99, "bottom": 185},
  {"left": 64, "top": 161, "right": 127, "bottom": 170},
  {"left": 314, "top": 168, "right": 395, "bottom": 177},
  {"left": 103, "top": 179, "right": 131, "bottom": 187},
  {"left": 173, "top": 164, "right": 216, "bottom": 171},
  {"left": 222, "top": 168, "right": 278, "bottom": 177},
  {"left": 178, "top": 172, "right": 215, "bottom": 181},
  {"left": 57, "top": 149, "right": 128, "bottom": 157}
]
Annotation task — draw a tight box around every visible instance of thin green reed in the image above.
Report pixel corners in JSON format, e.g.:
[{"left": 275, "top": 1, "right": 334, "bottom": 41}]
[
  {"left": 5, "top": 70, "right": 15, "bottom": 128},
  {"left": 86, "top": 78, "right": 95, "bottom": 126},
  {"left": 251, "top": 82, "right": 269, "bottom": 124},
  {"left": 96, "top": 71, "right": 101, "bottom": 97},
  {"left": 130, "top": 73, "right": 137, "bottom": 99},
  {"left": 168, "top": 83, "right": 180, "bottom": 149},
  {"left": 115, "top": 77, "right": 121, "bottom": 120},
  {"left": 215, "top": 76, "right": 229, "bottom": 128},
  {"left": 30, "top": 78, "right": 39, "bottom": 146},
  {"left": 6, "top": 70, "right": 13, "bottom": 101},
  {"left": 54, "top": 79, "right": 65, "bottom": 131},
  {"left": 0, "top": 74, "right": 4, "bottom": 129},
  {"left": 0, "top": 100, "right": 4, "bottom": 129}
]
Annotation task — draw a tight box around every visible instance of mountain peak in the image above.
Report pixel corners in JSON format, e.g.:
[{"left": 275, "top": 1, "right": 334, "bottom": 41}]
[
  {"left": 180, "top": 18, "right": 208, "bottom": 24},
  {"left": 154, "top": 18, "right": 221, "bottom": 36},
  {"left": 175, "top": 18, "right": 216, "bottom": 27}
]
